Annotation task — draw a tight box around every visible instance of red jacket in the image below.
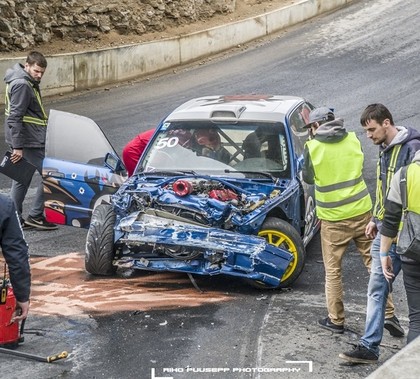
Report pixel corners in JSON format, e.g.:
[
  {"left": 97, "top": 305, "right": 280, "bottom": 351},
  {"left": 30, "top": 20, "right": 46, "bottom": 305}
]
[{"left": 122, "top": 129, "right": 155, "bottom": 176}]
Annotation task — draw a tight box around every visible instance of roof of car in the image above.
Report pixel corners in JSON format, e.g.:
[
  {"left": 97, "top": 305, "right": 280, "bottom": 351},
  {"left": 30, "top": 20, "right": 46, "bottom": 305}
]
[{"left": 165, "top": 95, "right": 305, "bottom": 123}]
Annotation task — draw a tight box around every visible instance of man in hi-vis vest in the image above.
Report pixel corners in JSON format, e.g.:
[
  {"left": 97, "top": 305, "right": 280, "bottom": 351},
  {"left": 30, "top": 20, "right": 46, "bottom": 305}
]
[
  {"left": 303, "top": 107, "right": 373, "bottom": 334},
  {"left": 4, "top": 51, "right": 57, "bottom": 230},
  {"left": 340, "top": 104, "right": 420, "bottom": 364},
  {"left": 379, "top": 150, "right": 420, "bottom": 345}
]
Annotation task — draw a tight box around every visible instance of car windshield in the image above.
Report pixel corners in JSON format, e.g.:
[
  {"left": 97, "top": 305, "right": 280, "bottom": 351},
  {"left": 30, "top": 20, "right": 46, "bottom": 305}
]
[{"left": 138, "top": 121, "right": 290, "bottom": 178}]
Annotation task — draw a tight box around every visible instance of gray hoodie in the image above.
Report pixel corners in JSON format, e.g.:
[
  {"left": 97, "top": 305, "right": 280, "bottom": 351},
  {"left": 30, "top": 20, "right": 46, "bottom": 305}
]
[
  {"left": 312, "top": 118, "right": 347, "bottom": 142},
  {"left": 4, "top": 63, "right": 47, "bottom": 149}
]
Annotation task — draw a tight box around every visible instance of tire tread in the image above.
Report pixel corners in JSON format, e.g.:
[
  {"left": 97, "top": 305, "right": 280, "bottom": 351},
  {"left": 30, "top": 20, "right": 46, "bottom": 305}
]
[{"left": 85, "top": 204, "right": 116, "bottom": 275}]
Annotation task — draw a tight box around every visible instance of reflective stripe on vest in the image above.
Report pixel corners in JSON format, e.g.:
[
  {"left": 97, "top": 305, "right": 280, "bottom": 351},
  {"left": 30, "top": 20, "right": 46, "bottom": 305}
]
[
  {"left": 315, "top": 175, "right": 364, "bottom": 193},
  {"left": 4, "top": 82, "right": 48, "bottom": 127},
  {"left": 373, "top": 144, "right": 402, "bottom": 220},
  {"left": 306, "top": 132, "right": 372, "bottom": 221}
]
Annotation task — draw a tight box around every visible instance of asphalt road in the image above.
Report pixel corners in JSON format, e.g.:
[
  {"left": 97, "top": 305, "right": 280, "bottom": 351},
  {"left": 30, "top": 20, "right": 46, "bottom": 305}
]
[{"left": 1, "top": 0, "right": 420, "bottom": 378}]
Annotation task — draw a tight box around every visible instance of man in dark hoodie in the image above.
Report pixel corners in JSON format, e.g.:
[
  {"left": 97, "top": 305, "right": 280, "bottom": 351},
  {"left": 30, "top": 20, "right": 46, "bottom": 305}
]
[
  {"left": 4, "top": 51, "right": 57, "bottom": 230},
  {"left": 303, "top": 107, "right": 373, "bottom": 334},
  {"left": 0, "top": 194, "right": 31, "bottom": 322},
  {"left": 340, "top": 104, "right": 420, "bottom": 364},
  {"left": 379, "top": 150, "right": 420, "bottom": 344}
]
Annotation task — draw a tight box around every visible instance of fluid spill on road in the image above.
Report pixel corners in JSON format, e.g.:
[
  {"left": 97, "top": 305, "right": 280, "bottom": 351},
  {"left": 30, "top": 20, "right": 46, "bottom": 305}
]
[{"left": 29, "top": 253, "right": 232, "bottom": 317}]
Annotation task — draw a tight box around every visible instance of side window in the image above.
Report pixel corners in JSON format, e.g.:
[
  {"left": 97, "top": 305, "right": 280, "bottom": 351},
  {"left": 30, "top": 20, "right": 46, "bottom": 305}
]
[
  {"left": 46, "top": 110, "right": 117, "bottom": 165},
  {"left": 288, "top": 103, "right": 314, "bottom": 156},
  {"left": 289, "top": 103, "right": 313, "bottom": 135}
]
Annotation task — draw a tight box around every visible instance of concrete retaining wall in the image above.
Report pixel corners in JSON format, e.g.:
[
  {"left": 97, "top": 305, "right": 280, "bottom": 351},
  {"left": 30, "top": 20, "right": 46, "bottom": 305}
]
[
  {"left": 366, "top": 336, "right": 420, "bottom": 379},
  {"left": 0, "top": 0, "right": 355, "bottom": 103}
]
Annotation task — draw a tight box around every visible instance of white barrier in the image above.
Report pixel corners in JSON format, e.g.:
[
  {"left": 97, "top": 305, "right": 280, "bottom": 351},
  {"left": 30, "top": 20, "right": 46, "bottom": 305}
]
[{"left": 0, "top": 0, "right": 354, "bottom": 103}]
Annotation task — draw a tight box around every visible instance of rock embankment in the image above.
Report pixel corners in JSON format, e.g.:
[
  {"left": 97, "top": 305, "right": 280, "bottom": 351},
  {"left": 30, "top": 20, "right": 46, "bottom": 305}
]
[{"left": 0, "top": 0, "right": 235, "bottom": 52}]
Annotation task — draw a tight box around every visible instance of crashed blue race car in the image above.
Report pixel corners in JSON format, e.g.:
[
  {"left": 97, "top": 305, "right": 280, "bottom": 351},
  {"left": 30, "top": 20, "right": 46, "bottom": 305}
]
[{"left": 42, "top": 95, "right": 320, "bottom": 288}]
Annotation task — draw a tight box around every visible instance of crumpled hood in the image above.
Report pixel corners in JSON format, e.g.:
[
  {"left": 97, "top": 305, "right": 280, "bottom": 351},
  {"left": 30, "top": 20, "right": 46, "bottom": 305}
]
[
  {"left": 112, "top": 174, "right": 284, "bottom": 234},
  {"left": 111, "top": 174, "right": 295, "bottom": 288}
]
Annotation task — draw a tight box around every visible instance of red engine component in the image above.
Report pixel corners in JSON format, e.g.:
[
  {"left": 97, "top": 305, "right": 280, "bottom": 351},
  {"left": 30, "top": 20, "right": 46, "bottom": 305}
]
[
  {"left": 0, "top": 281, "right": 20, "bottom": 348},
  {"left": 209, "top": 189, "right": 238, "bottom": 202},
  {"left": 172, "top": 179, "right": 193, "bottom": 196}
]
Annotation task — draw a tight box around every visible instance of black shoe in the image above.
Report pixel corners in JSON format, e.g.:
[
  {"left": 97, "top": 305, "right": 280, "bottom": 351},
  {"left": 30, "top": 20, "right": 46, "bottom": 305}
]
[
  {"left": 384, "top": 315, "right": 405, "bottom": 337},
  {"left": 318, "top": 317, "right": 344, "bottom": 334},
  {"left": 339, "top": 344, "right": 378, "bottom": 364},
  {"left": 19, "top": 218, "right": 33, "bottom": 230},
  {"left": 25, "top": 215, "right": 58, "bottom": 230}
]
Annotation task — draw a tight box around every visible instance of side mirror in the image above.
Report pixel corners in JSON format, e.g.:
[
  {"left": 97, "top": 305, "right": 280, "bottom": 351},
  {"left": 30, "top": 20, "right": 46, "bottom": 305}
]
[
  {"left": 296, "top": 155, "right": 304, "bottom": 172},
  {"left": 105, "top": 152, "right": 126, "bottom": 174}
]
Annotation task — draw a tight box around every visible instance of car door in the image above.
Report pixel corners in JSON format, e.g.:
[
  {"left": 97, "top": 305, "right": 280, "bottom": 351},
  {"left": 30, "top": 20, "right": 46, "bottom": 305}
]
[
  {"left": 42, "top": 110, "right": 127, "bottom": 228},
  {"left": 287, "top": 102, "right": 319, "bottom": 244}
]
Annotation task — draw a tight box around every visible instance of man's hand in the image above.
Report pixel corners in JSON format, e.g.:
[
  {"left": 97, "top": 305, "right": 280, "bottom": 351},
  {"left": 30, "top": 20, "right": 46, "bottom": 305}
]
[
  {"left": 380, "top": 256, "right": 395, "bottom": 281},
  {"left": 365, "top": 221, "right": 377, "bottom": 239},
  {"left": 10, "top": 300, "right": 29, "bottom": 323},
  {"left": 10, "top": 149, "right": 23, "bottom": 163}
]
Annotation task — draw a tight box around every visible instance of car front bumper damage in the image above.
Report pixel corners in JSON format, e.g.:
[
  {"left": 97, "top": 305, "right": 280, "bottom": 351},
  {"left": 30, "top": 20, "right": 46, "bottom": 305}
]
[{"left": 115, "top": 212, "right": 293, "bottom": 287}]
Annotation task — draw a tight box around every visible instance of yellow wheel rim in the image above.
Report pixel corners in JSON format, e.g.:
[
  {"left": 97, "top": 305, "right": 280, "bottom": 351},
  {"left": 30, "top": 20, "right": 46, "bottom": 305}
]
[{"left": 258, "top": 228, "right": 298, "bottom": 282}]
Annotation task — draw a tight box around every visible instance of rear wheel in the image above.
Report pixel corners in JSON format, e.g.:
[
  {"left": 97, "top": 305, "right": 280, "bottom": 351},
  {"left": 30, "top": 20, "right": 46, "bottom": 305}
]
[
  {"left": 85, "top": 204, "right": 116, "bottom": 276},
  {"left": 251, "top": 217, "right": 305, "bottom": 289}
]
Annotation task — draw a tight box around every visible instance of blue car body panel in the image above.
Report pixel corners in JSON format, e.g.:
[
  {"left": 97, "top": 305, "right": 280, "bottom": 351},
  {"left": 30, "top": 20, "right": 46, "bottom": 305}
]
[
  {"left": 42, "top": 96, "right": 320, "bottom": 287},
  {"left": 117, "top": 211, "right": 293, "bottom": 287}
]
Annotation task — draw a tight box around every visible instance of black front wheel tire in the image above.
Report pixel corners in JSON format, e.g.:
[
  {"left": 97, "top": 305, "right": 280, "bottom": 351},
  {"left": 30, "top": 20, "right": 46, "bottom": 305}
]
[{"left": 85, "top": 204, "right": 117, "bottom": 276}]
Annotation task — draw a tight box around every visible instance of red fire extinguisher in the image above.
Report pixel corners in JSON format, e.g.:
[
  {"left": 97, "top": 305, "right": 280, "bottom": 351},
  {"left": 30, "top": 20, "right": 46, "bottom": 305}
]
[
  {"left": 0, "top": 265, "right": 23, "bottom": 348},
  {"left": 0, "top": 264, "right": 68, "bottom": 362}
]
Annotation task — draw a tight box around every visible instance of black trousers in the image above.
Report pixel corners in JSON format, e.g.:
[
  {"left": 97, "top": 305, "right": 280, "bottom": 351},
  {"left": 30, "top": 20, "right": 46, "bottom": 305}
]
[{"left": 402, "top": 260, "right": 420, "bottom": 344}]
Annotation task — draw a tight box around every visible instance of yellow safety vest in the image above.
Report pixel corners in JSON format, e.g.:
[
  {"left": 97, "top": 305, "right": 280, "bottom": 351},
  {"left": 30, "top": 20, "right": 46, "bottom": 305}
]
[
  {"left": 373, "top": 145, "right": 401, "bottom": 220},
  {"left": 4, "top": 82, "right": 48, "bottom": 127},
  {"left": 406, "top": 163, "right": 420, "bottom": 213},
  {"left": 306, "top": 132, "right": 372, "bottom": 221}
]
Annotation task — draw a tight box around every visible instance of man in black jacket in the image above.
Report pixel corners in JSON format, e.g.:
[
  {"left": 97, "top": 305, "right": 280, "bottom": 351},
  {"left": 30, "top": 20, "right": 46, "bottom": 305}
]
[
  {"left": 0, "top": 194, "right": 31, "bottom": 322},
  {"left": 379, "top": 150, "right": 420, "bottom": 344},
  {"left": 4, "top": 51, "right": 57, "bottom": 230}
]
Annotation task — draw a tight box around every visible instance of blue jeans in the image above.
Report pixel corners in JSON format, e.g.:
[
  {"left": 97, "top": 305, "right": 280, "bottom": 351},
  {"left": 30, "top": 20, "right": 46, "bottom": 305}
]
[{"left": 359, "top": 233, "right": 401, "bottom": 356}]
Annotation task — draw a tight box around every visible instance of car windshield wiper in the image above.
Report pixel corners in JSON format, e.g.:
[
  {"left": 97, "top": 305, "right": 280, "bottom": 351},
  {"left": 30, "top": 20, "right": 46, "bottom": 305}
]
[
  {"left": 143, "top": 170, "right": 198, "bottom": 176},
  {"left": 223, "top": 169, "right": 276, "bottom": 181}
]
